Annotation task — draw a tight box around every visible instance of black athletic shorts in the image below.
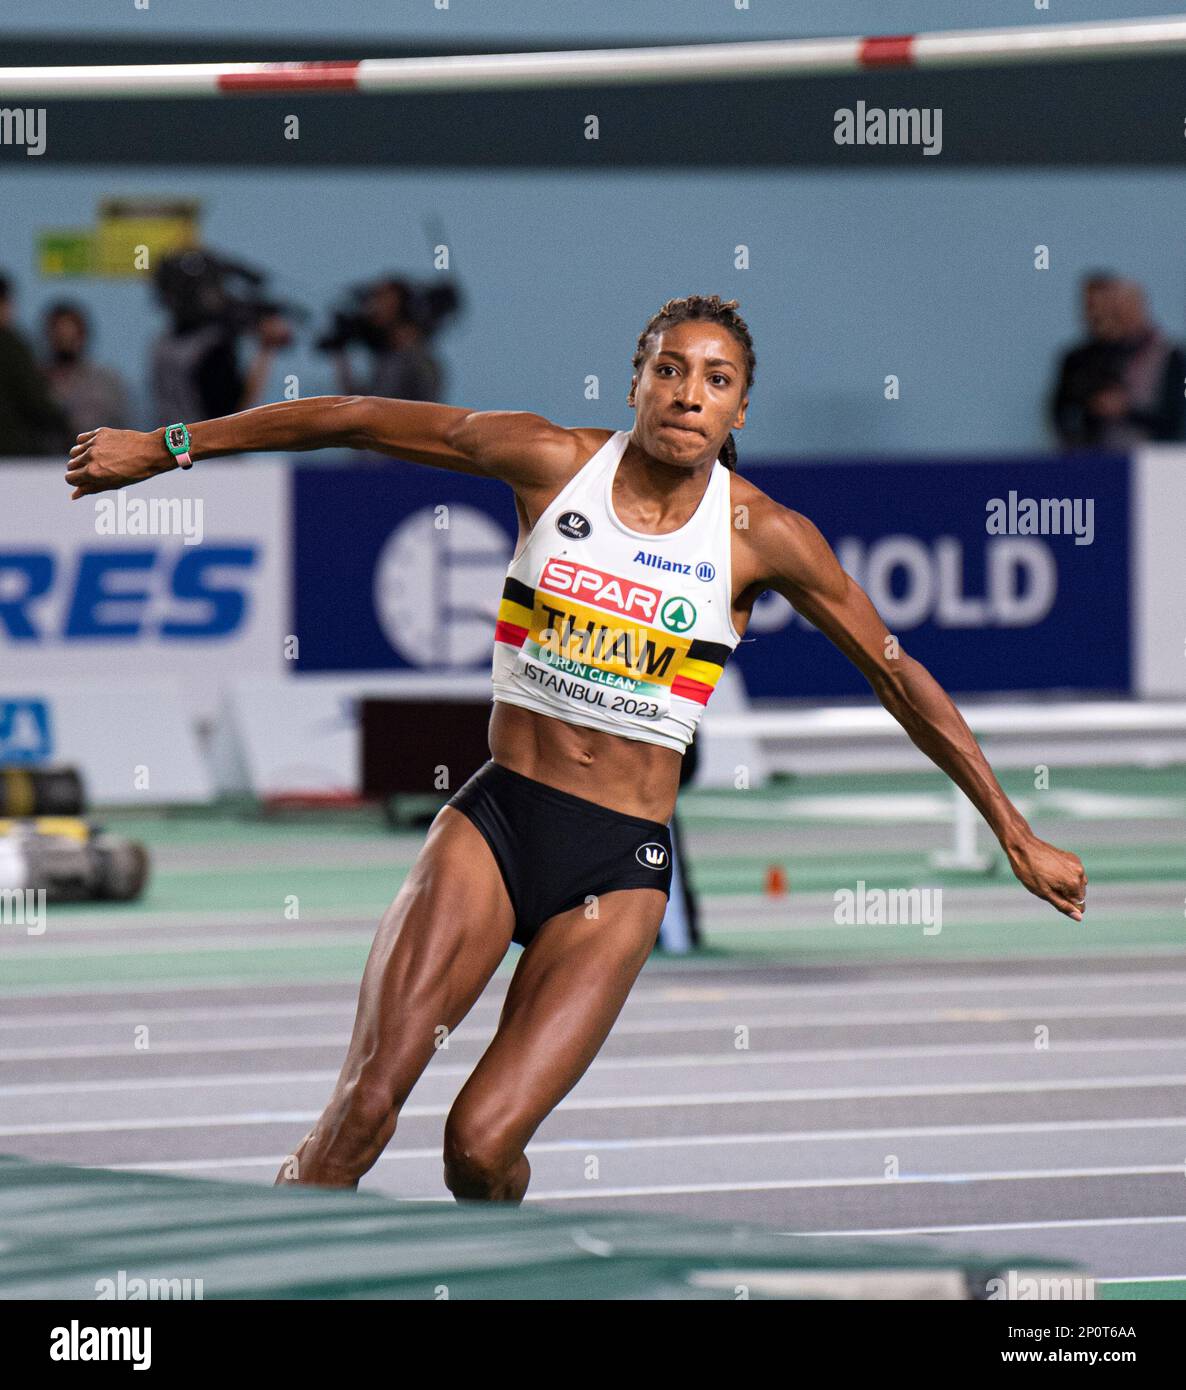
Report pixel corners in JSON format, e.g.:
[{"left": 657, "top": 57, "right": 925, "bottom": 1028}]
[{"left": 445, "top": 759, "right": 673, "bottom": 948}]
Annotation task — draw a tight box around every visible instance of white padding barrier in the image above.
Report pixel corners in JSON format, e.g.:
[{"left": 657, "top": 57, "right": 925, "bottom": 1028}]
[{"left": 701, "top": 699, "right": 1186, "bottom": 869}]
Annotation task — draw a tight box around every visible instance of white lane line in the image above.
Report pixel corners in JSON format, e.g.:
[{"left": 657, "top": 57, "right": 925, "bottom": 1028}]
[
  {"left": 82, "top": 1163, "right": 1186, "bottom": 1201},
  {"left": 8, "top": 1073, "right": 1186, "bottom": 1135},
  {"left": 2, "top": 1035, "right": 356, "bottom": 1061},
  {"left": 5, "top": 969, "right": 1186, "bottom": 1031},
  {"left": 8, "top": 1002, "right": 1186, "bottom": 1061},
  {"left": 704, "top": 912, "right": 1176, "bottom": 935},
  {"left": 1095, "top": 1275, "right": 1186, "bottom": 1284},
  {"left": 0, "top": 1001, "right": 367, "bottom": 1031},
  {"left": 12, "top": 907, "right": 1174, "bottom": 954},
  {"left": 104, "top": 1116, "right": 1186, "bottom": 1173},
  {"left": 10, "top": 909, "right": 388, "bottom": 935},
  {"left": 6, "top": 1037, "right": 1186, "bottom": 1096},
  {"left": 686, "top": 791, "right": 1186, "bottom": 821},
  {"left": 637, "top": 972, "right": 1186, "bottom": 1004},
  {"left": 5, "top": 947, "right": 1186, "bottom": 1001},
  {"left": 0, "top": 974, "right": 373, "bottom": 1001},
  {"left": 518, "top": 1164, "right": 1183, "bottom": 1201},
  {"left": 797, "top": 1215, "right": 1186, "bottom": 1237},
  {"left": 1, "top": 932, "right": 374, "bottom": 959},
  {"left": 7, "top": 885, "right": 1185, "bottom": 953}
]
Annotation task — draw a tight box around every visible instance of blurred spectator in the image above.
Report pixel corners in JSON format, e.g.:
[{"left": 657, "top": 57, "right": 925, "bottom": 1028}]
[
  {"left": 42, "top": 301, "right": 133, "bottom": 436},
  {"left": 1051, "top": 274, "right": 1186, "bottom": 448},
  {"left": 0, "top": 272, "right": 73, "bottom": 457},
  {"left": 334, "top": 278, "right": 443, "bottom": 402}
]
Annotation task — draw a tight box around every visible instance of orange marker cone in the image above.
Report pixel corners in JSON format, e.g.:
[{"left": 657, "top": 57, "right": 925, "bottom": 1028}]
[{"left": 764, "top": 864, "right": 788, "bottom": 896}]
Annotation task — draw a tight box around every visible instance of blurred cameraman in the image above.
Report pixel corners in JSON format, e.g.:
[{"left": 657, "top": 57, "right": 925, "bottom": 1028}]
[
  {"left": 149, "top": 249, "right": 294, "bottom": 425},
  {"left": 323, "top": 276, "right": 452, "bottom": 403}
]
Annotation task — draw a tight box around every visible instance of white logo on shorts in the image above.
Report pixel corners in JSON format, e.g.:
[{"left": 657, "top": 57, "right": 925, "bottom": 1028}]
[{"left": 636, "top": 842, "right": 669, "bottom": 870}]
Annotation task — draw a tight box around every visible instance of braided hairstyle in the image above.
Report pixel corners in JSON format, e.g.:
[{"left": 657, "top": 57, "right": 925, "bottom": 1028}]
[{"left": 631, "top": 294, "right": 755, "bottom": 472}]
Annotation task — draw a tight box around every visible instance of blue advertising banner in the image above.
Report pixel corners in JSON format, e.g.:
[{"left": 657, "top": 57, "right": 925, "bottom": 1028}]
[
  {"left": 294, "top": 460, "right": 518, "bottom": 672},
  {"left": 293, "top": 452, "right": 1131, "bottom": 696},
  {"left": 734, "top": 453, "right": 1130, "bottom": 697}
]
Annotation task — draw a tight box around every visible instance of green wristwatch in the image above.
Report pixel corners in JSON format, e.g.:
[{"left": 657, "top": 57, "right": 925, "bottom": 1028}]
[{"left": 164, "top": 422, "right": 194, "bottom": 470}]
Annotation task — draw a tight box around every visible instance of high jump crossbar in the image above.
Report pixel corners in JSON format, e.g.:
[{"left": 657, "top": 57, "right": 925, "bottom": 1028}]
[{"left": 2, "top": 15, "right": 1186, "bottom": 99}]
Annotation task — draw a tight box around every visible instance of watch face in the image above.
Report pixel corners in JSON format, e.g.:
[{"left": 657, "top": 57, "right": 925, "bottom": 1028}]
[{"left": 166, "top": 425, "right": 187, "bottom": 452}]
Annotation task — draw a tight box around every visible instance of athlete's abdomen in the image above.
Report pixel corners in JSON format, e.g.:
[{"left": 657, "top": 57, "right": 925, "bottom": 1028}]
[{"left": 487, "top": 701, "right": 683, "bottom": 823}]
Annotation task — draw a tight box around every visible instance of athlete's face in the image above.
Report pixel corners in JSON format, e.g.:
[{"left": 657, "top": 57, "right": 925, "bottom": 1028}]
[{"left": 629, "top": 321, "right": 748, "bottom": 467}]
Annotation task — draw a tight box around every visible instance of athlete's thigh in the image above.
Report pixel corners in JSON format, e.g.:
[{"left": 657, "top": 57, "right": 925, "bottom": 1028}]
[
  {"left": 334, "top": 805, "right": 515, "bottom": 1100},
  {"left": 444, "top": 887, "right": 666, "bottom": 1153}
]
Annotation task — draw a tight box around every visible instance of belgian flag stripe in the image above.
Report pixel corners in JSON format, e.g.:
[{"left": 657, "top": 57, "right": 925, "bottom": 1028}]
[
  {"left": 679, "top": 657, "right": 724, "bottom": 689},
  {"left": 686, "top": 637, "right": 732, "bottom": 667},
  {"left": 503, "top": 576, "right": 535, "bottom": 609},
  {"left": 672, "top": 675, "right": 714, "bottom": 704},
  {"left": 494, "top": 619, "right": 528, "bottom": 648}
]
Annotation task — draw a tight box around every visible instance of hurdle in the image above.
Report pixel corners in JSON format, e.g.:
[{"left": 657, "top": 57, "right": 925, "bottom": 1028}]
[{"left": 701, "top": 700, "right": 1186, "bottom": 870}]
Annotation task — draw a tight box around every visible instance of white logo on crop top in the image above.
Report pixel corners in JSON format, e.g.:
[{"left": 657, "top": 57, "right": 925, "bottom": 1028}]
[
  {"left": 557, "top": 511, "right": 592, "bottom": 539},
  {"left": 636, "top": 842, "right": 669, "bottom": 870},
  {"left": 633, "top": 551, "right": 715, "bottom": 582}
]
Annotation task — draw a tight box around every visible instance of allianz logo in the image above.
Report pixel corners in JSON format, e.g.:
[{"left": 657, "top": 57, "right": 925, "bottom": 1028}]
[{"left": 633, "top": 550, "right": 716, "bottom": 582}]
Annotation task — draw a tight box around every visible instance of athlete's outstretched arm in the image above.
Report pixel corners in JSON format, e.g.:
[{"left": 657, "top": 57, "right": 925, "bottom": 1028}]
[
  {"left": 64, "top": 395, "right": 579, "bottom": 498},
  {"left": 758, "top": 505, "right": 1088, "bottom": 921}
]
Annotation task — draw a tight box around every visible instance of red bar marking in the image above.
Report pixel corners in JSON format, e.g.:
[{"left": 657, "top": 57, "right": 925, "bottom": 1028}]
[
  {"left": 671, "top": 675, "right": 713, "bottom": 705},
  {"left": 857, "top": 35, "right": 916, "bottom": 68},
  {"left": 494, "top": 620, "right": 528, "bottom": 648},
  {"left": 218, "top": 62, "right": 362, "bottom": 93}
]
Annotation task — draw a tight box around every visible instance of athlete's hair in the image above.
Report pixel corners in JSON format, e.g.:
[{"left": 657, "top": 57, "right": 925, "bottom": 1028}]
[{"left": 632, "top": 294, "right": 755, "bottom": 472}]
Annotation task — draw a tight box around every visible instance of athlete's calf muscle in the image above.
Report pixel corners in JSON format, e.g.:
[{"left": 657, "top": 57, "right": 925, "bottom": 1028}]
[{"left": 275, "top": 808, "right": 515, "bottom": 1188}]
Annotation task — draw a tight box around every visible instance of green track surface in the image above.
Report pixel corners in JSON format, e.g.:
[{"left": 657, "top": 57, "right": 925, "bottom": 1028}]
[
  {"left": 1099, "top": 1280, "right": 1186, "bottom": 1300},
  {"left": 2, "top": 764, "right": 1182, "bottom": 992}
]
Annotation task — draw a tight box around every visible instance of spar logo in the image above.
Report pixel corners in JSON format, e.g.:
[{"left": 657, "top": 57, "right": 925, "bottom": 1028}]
[
  {"left": 538, "top": 557, "right": 661, "bottom": 622},
  {"left": 660, "top": 596, "right": 696, "bottom": 633}
]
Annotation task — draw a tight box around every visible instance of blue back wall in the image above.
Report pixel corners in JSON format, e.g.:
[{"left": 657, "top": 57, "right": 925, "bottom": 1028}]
[
  {"left": 3, "top": 166, "right": 1185, "bottom": 457},
  {"left": 4, "top": 0, "right": 1179, "bottom": 40}
]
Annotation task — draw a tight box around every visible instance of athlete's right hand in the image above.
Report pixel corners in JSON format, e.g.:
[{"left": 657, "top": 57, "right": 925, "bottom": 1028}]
[
  {"left": 65, "top": 428, "right": 175, "bottom": 500},
  {"left": 1006, "top": 832, "right": 1088, "bottom": 922}
]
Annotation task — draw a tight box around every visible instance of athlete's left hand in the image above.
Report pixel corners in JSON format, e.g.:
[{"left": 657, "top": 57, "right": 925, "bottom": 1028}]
[
  {"left": 65, "top": 427, "right": 172, "bottom": 499},
  {"left": 1005, "top": 834, "right": 1088, "bottom": 921}
]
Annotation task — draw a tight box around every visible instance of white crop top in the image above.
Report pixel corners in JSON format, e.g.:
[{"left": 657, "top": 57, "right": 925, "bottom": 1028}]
[{"left": 490, "top": 429, "right": 741, "bottom": 753}]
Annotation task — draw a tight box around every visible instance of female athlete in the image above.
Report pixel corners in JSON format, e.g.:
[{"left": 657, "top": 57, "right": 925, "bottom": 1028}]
[{"left": 64, "top": 294, "right": 1088, "bottom": 1203}]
